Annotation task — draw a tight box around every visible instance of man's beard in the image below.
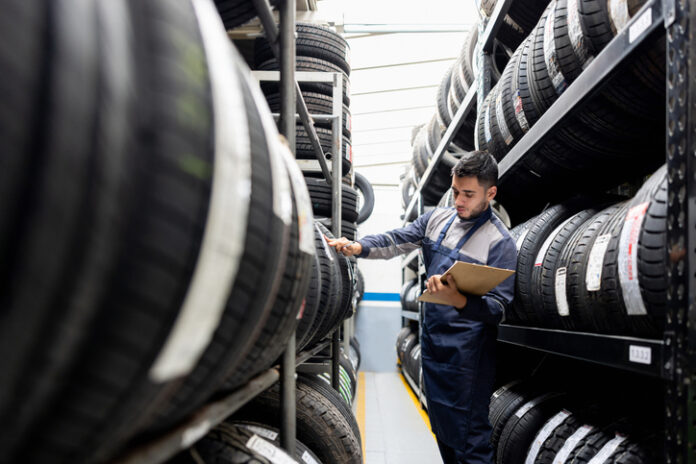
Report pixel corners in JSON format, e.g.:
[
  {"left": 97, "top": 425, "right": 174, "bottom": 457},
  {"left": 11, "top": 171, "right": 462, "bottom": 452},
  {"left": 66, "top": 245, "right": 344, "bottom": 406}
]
[{"left": 457, "top": 199, "right": 489, "bottom": 220}]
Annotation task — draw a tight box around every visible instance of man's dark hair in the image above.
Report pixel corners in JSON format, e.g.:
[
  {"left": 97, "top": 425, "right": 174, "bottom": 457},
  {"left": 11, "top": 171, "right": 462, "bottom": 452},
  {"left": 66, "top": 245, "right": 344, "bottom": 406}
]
[{"left": 451, "top": 151, "right": 498, "bottom": 188}]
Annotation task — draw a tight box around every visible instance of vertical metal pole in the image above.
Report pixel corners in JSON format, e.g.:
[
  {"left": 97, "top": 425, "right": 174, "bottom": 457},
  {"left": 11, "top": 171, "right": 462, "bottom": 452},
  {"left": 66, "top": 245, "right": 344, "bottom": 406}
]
[
  {"left": 279, "top": 0, "right": 296, "bottom": 456},
  {"left": 664, "top": 0, "right": 694, "bottom": 461},
  {"left": 332, "top": 329, "right": 341, "bottom": 390},
  {"left": 331, "top": 73, "right": 343, "bottom": 237},
  {"left": 330, "top": 71, "right": 344, "bottom": 392}
]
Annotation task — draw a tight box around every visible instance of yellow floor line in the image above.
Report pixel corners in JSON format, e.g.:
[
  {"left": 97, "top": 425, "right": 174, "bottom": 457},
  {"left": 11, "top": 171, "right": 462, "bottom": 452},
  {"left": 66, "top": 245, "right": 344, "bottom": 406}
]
[
  {"left": 357, "top": 371, "right": 366, "bottom": 462},
  {"left": 399, "top": 371, "right": 436, "bottom": 441}
]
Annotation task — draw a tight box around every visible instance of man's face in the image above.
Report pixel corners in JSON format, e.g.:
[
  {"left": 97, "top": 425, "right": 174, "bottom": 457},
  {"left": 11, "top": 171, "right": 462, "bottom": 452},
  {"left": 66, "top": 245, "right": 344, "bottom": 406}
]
[{"left": 451, "top": 175, "right": 497, "bottom": 220}]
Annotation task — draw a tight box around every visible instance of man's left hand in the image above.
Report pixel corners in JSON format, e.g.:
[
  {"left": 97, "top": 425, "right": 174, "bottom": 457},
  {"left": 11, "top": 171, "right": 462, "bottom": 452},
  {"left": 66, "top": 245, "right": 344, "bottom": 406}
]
[{"left": 426, "top": 274, "right": 468, "bottom": 309}]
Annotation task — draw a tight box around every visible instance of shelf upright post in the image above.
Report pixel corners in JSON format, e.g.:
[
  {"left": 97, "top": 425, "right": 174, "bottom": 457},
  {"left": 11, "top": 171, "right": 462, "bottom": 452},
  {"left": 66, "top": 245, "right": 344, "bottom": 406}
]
[
  {"left": 330, "top": 71, "right": 344, "bottom": 391},
  {"left": 664, "top": 0, "right": 695, "bottom": 461},
  {"left": 278, "top": 0, "right": 296, "bottom": 456}
]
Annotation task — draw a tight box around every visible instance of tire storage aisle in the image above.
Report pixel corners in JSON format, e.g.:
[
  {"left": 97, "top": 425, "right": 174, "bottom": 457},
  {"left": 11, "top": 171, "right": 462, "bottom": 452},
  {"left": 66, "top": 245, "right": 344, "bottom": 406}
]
[
  {"left": 397, "top": 0, "right": 694, "bottom": 462},
  {"left": 0, "top": 0, "right": 367, "bottom": 463}
]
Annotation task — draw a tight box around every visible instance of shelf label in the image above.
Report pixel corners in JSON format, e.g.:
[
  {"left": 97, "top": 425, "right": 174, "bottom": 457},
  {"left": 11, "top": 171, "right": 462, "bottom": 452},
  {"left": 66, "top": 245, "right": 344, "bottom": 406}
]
[
  {"left": 585, "top": 234, "right": 612, "bottom": 291},
  {"left": 629, "top": 345, "right": 652, "bottom": 365},
  {"left": 553, "top": 425, "right": 594, "bottom": 464},
  {"left": 555, "top": 267, "right": 570, "bottom": 316},
  {"left": 629, "top": 7, "right": 652, "bottom": 44}
]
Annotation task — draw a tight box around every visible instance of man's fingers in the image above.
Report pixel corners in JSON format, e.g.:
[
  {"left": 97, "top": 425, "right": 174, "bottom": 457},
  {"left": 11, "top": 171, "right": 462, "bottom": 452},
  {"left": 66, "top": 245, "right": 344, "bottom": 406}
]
[{"left": 445, "top": 274, "right": 455, "bottom": 287}]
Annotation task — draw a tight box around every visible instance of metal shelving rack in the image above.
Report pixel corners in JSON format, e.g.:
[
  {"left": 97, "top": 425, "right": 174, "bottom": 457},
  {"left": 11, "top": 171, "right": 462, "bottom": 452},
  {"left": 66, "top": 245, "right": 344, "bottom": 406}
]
[
  {"left": 110, "top": 0, "right": 351, "bottom": 462},
  {"left": 398, "top": 0, "right": 695, "bottom": 459}
]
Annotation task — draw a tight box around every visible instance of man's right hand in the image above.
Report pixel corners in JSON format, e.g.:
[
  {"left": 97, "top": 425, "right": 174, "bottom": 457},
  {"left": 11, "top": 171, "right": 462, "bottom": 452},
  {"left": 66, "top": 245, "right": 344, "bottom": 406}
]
[{"left": 324, "top": 235, "right": 363, "bottom": 257}]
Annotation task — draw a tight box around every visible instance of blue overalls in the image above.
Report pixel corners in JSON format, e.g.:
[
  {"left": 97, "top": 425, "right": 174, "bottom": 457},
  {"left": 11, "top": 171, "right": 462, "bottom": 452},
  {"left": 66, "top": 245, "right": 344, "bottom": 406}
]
[{"left": 420, "top": 208, "right": 498, "bottom": 463}]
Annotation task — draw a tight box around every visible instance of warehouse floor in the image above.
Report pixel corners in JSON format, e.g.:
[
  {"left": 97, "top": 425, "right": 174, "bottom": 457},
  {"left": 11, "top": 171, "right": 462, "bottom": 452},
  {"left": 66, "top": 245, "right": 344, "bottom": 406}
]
[{"left": 355, "top": 302, "right": 442, "bottom": 464}]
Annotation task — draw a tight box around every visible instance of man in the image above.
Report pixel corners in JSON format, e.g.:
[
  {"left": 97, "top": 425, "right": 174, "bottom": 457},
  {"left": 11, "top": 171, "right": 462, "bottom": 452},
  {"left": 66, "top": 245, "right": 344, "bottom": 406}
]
[{"left": 326, "top": 151, "right": 517, "bottom": 463}]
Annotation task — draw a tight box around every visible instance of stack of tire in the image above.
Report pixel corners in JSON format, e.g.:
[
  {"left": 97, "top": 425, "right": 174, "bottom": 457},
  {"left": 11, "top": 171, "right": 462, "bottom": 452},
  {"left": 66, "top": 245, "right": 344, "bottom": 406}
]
[
  {"left": 477, "top": 0, "right": 664, "bottom": 221},
  {"left": 0, "top": 0, "right": 318, "bottom": 462},
  {"left": 396, "top": 327, "right": 424, "bottom": 399},
  {"left": 295, "top": 221, "right": 357, "bottom": 352},
  {"left": 490, "top": 381, "right": 656, "bottom": 463},
  {"left": 310, "top": 347, "right": 359, "bottom": 407},
  {"left": 400, "top": 279, "right": 421, "bottom": 313},
  {"left": 253, "top": 23, "right": 354, "bottom": 183},
  {"left": 507, "top": 165, "right": 667, "bottom": 338},
  {"left": 223, "top": 373, "right": 363, "bottom": 464}
]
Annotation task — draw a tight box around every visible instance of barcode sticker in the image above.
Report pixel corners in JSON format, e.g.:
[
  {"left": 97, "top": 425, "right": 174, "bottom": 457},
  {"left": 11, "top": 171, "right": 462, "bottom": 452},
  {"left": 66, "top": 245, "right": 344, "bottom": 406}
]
[
  {"left": 555, "top": 268, "right": 569, "bottom": 316},
  {"left": 585, "top": 234, "right": 612, "bottom": 291}
]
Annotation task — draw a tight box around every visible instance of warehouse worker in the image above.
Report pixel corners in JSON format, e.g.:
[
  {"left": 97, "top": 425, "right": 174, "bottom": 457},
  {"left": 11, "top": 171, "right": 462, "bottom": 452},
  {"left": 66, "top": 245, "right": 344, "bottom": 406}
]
[{"left": 326, "top": 151, "right": 517, "bottom": 464}]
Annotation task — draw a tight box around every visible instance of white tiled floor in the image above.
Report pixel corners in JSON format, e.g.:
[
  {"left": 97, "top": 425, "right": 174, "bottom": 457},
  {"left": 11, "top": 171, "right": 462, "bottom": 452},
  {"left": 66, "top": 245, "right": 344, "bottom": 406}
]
[{"left": 362, "top": 371, "right": 442, "bottom": 464}]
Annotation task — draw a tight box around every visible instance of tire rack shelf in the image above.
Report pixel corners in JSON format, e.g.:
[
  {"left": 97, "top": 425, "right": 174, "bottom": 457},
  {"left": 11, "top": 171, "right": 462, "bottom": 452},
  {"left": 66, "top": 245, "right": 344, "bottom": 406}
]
[
  {"left": 112, "top": 341, "right": 332, "bottom": 464},
  {"left": 398, "top": 0, "right": 695, "bottom": 459},
  {"left": 497, "top": 0, "right": 664, "bottom": 181},
  {"left": 113, "top": 0, "right": 349, "bottom": 462},
  {"left": 497, "top": 325, "right": 667, "bottom": 378}
]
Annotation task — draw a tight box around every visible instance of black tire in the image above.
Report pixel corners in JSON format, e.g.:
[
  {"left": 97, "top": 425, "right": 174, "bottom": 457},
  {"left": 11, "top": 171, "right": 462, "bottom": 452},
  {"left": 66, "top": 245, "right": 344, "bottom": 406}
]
[
  {"left": 354, "top": 172, "right": 375, "bottom": 224},
  {"left": 147, "top": 38, "right": 292, "bottom": 435},
  {"left": 349, "top": 336, "right": 361, "bottom": 371},
  {"left": 265, "top": 91, "right": 351, "bottom": 140},
  {"left": 551, "top": 213, "right": 597, "bottom": 331},
  {"left": 576, "top": 0, "right": 614, "bottom": 55},
  {"left": 2, "top": 1, "right": 224, "bottom": 461},
  {"left": 617, "top": 166, "right": 668, "bottom": 336},
  {"left": 171, "top": 422, "right": 297, "bottom": 464},
  {"left": 528, "top": 4, "right": 558, "bottom": 116},
  {"left": 513, "top": 36, "right": 540, "bottom": 130},
  {"left": 257, "top": 56, "right": 350, "bottom": 106},
  {"left": 255, "top": 23, "right": 350, "bottom": 75},
  {"left": 489, "top": 381, "right": 539, "bottom": 452},
  {"left": 566, "top": 427, "right": 613, "bottom": 463},
  {"left": 229, "top": 421, "right": 324, "bottom": 464},
  {"left": 300, "top": 223, "right": 342, "bottom": 350},
  {"left": 306, "top": 223, "right": 345, "bottom": 347},
  {"left": 516, "top": 200, "right": 591, "bottom": 325},
  {"left": 396, "top": 326, "right": 413, "bottom": 363},
  {"left": 546, "top": 0, "right": 584, "bottom": 96},
  {"left": 495, "top": 39, "right": 527, "bottom": 149},
  {"left": 436, "top": 66, "right": 453, "bottom": 127},
  {"left": 483, "top": 84, "right": 512, "bottom": 161},
  {"left": 496, "top": 393, "right": 565, "bottom": 464},
  {"left": 296, "top": 249, "right": 323, "bottom": 353},
  {"left": 226, "top": 143, "right": 315, "bottom": 389},
  {"left": 234, "top": 377, "right": 362, "bottom": 464},
  {"left": 296, "top": 125, "right": 351, "bottom": 164},
  {"left": 566, "top": 203, "right": 625, "bottom": 332},
  {"left": 213, "top": 0, "right": 280, "bottom": 30},
  {"left": 0, "top": 2, "right": 47, "bottom": 277},
  {"left": 304, "top": 177, "right": 359, "bottom": 223},
  {"left": 532, "top": 413, "right": 581, "bottom": 463},
  {"left": 398, "top": 333, "right": 418, "bottom": 365},
  {"left": 584, "top": 203, "right": 631, "bottom": 334},
  {"left": 535, "top": 209, "right": 600, "bottom": 329}
]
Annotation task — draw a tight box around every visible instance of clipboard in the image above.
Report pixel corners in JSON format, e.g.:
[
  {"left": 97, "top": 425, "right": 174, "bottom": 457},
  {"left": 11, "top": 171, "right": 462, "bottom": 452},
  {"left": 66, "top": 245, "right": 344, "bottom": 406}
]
[{"left": 418, "top": 261, "right": 515, "bottom": 305}]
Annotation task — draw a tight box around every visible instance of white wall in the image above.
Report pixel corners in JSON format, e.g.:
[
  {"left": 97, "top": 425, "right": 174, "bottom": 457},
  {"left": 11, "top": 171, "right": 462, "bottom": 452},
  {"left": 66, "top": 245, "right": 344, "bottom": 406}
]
[{"left": 355, "top": 186, "right": 405, "bottom": 295}]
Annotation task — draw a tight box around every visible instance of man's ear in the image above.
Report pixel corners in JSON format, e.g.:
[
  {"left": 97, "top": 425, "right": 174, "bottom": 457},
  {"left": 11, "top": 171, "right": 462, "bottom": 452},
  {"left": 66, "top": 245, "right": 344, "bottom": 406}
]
[{"left": 487, "top": 185, "right": 497, "bottom": 201}]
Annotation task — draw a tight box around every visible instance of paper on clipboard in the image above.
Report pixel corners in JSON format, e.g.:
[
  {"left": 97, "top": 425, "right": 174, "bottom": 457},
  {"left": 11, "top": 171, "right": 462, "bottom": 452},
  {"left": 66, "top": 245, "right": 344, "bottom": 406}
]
[{"left": 418, "top": 261, "right": 515, "bottom": 305}]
